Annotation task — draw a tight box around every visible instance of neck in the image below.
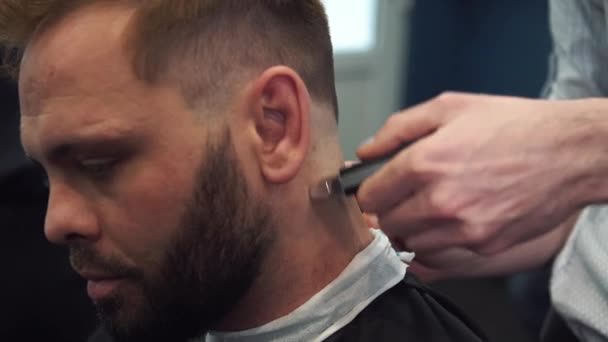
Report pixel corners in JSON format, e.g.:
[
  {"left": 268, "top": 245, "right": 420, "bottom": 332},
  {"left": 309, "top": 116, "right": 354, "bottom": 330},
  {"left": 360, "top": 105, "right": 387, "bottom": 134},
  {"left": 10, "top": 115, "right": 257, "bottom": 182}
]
[{"left": 213, "top": 196, "right": 372, "bottom": 331}]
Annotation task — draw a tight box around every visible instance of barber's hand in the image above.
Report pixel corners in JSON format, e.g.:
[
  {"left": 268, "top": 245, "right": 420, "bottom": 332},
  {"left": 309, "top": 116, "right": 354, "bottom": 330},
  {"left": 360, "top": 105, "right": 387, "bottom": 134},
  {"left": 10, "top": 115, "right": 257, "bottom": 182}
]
[
  {"left": 362, "top": 211, "right": 575, "bottom": 283},
  {"left": 357, "top": 92, "right": 590, "bottom": 258},
  {"left": 409, "top": 214, "right": 577, "bottom": 282}
]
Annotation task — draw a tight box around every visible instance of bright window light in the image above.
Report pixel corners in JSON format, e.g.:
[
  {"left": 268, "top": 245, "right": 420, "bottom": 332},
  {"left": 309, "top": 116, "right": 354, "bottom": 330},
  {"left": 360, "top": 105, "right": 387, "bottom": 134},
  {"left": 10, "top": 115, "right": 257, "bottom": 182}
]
[{"left": 323, "top": 0, "right": 378, "bottom": 54}]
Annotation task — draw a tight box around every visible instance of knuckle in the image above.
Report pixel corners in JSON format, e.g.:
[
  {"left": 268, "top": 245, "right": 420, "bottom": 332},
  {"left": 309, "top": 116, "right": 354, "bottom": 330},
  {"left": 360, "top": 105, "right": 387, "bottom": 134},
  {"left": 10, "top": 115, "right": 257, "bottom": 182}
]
[
  {"left": 426, "top": 190, "right": 444, "bottom": 212},
  {"left": 461, "top": 224, "right": 492, "bottom": 246},
  {"left": 380, "top": 158, "right": 409, "bottom": 194},
  {"left": 407, "top": 148, "right": 430, "bottom": 175},
  {"left": 434, "top": 91, "right": 470, "bottom": 113},
  {"left": 385, "top": 156, "right": 404, "bottom": 180},
  {"left": 435, "top": 91, "right": 460, "bottom": 105},
  {"left": 426, "top": 187, "right": 456, "bottom": 217}
]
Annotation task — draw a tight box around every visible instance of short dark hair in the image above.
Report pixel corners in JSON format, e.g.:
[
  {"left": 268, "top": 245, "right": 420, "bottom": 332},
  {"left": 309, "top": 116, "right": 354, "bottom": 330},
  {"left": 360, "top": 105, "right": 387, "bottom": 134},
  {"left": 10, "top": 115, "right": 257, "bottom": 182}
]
[{"left": 0, "top": 0, "right": 338, "bottom": 117}]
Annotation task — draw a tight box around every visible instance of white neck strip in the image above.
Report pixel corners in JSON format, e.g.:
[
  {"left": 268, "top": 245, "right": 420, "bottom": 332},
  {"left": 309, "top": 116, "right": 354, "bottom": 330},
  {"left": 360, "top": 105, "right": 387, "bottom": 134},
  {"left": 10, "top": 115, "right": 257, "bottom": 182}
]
[{"left": 205, "top": 229, "right": 414, "bottom": 342}]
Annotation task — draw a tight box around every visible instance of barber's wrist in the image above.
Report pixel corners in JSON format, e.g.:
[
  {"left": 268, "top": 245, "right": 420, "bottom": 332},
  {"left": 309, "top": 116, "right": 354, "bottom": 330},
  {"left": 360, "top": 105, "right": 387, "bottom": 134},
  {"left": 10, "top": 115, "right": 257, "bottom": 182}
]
[{"left": 565, "top": 98, "right": 608, "bottom": 207}]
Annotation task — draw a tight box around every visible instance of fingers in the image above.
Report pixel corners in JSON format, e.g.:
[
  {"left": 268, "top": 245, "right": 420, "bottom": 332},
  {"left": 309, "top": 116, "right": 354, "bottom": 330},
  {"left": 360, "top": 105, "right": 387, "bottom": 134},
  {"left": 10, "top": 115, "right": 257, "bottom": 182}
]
[
  {"left": 383, "top": 217, "right": 468, "bottom": 254},
  {"left": 374, "top": 189, "right": 442, "bottom": 236},
  {"left": 357, "top": 92, "right": 493, "bottom": 161},
  {"left": 404, "top": 225, "right": 470, "bottom": 254},
  {"left": 363, "top": 188, "right": 464, "bottom": 254},
  {"left": 357, "top": 91, "right": 478, "bottom": 160},
  {"left": 407, "top": 248, "right": 479, "bottom": 283},
  {"left": 414, "top": 248, "right": 479, "bottom": 269},
  {"left": 357, "top": 93, "right": 475, "bottom": 218},
  {"left": 407, "top": 261, "right": 443, "bottom": 283},
  {"left": 472, "top": 211, "right": 580, "bottom": 256},
  {"left": 356, "top": 146, "right": 423, "bottom": 214},
  {"left": 472, "top": 233, "right": 516, "bottom": 256},
  {"left": 362, "top": 213, "right": 379, "bottom": 228},
  {"left": 357, "top": 101, "right": 444, "bottom": 161}
]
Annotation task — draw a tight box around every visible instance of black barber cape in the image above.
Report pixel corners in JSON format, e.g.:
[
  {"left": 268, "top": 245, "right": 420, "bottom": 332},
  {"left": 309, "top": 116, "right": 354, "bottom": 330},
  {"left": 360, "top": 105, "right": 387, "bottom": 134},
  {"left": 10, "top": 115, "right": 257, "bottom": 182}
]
[
  {"left": 88, "top": 274, "right": 488, "bottom": 342},
  {"left": 325, "top": 274, "right": 487, "bottom": 342}
]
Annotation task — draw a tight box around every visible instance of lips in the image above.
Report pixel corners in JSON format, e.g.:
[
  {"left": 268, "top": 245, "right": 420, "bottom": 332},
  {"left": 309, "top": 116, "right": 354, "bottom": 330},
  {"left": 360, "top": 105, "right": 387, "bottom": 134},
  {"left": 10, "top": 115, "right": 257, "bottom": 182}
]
[
  {"left": 86, "top": 278, "right": 124, "bottom": 302},
  {"left": 78, "top": 271, "right": 125, "bottom": 302}
]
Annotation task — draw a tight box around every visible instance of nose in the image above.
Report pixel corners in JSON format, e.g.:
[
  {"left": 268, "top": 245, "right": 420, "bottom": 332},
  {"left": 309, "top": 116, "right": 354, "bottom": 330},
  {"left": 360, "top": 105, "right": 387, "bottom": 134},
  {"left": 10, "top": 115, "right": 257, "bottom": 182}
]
[{"left": 44, "top": 181, "right": 101, "bottom": 245}]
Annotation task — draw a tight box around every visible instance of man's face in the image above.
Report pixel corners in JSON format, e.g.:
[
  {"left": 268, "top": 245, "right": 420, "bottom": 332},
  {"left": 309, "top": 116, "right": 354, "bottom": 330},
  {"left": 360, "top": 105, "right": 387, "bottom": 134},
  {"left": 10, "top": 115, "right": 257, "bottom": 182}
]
[{"left": 19, "top": 5, "right": 273, "bottom": 342}]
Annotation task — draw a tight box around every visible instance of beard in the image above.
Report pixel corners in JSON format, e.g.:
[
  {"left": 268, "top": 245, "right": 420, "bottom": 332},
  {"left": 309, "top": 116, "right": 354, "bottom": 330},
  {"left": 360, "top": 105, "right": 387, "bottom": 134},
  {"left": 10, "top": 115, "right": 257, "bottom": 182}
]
[{"left": 70, "top": 130, "right": 274, "bottom": 342}]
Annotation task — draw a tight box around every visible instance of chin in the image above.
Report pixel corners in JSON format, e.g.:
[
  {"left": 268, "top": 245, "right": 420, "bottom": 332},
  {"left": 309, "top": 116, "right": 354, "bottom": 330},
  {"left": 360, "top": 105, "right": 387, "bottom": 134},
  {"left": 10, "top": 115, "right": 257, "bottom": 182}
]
[
  {"left": 96, "top": 286, "right": 151, "bottom": 342},
  {"left": 97, "top": 285, "right": 208, "bottom": 342}
]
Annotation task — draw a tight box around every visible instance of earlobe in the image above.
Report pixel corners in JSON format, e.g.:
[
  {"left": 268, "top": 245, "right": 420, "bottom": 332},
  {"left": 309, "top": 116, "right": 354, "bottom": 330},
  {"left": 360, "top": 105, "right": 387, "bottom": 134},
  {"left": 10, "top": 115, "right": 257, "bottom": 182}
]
[{"left": 248, "top": 66, "right": 311, "bottom": 184}]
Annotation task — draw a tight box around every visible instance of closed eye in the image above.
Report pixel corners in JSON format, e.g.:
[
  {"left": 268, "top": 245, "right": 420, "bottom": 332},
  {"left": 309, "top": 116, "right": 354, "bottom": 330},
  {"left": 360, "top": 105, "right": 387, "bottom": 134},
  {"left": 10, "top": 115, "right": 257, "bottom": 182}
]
[{"left": 79, "top": 158, "right": 118, "bottom": 177}]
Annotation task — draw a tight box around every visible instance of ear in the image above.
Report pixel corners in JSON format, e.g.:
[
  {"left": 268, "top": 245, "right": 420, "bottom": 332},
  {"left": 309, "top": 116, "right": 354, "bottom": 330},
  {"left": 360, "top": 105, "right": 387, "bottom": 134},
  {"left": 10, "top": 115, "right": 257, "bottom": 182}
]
[{"left": 244, "top": 66, "right": 311, "bottom": 184}]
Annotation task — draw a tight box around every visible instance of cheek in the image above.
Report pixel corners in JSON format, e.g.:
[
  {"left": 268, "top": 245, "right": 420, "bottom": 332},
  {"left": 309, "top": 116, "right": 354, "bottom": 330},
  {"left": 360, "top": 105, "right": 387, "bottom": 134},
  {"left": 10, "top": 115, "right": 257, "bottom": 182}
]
[{"left": 101, "top": 169, "right": 195, "bottom": 270}]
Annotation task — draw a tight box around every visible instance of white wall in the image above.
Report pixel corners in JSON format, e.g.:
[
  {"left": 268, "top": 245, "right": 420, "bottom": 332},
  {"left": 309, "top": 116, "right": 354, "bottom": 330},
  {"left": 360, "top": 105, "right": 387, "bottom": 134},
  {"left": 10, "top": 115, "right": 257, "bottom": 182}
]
[{"left": 326, "top": 0, "right": 414, "bottom": 159}]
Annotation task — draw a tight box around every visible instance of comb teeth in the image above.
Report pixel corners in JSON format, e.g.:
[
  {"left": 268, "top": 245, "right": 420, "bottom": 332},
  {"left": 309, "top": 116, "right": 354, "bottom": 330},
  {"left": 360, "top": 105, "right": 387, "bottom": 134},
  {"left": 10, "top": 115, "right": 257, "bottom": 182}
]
[{"left": 309, "top": 178, "right": 343, "bottom": 200}]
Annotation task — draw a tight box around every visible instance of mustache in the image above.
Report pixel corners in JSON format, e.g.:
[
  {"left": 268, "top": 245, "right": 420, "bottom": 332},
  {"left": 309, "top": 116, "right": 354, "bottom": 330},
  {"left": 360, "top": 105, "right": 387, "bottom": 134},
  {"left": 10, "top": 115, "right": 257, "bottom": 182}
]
[{"left": 69, "top": 244, "right": 141, "bottom": 279}]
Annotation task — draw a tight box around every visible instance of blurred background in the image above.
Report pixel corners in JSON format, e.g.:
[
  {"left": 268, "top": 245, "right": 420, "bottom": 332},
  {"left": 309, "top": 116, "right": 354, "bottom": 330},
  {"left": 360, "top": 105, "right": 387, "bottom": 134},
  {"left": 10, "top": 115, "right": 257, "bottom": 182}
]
[
  {"left": 329, "top": 1, "right": 552, "bottom": 342},
  {"left": 1, "top": 0, "right": 552, "bottom": 341}
]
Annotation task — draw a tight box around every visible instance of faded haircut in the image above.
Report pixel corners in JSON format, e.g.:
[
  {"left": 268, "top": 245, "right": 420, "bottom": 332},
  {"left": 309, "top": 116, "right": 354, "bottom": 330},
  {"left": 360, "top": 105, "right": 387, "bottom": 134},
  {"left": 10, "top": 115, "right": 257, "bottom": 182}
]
[{"left": 0, "top": 0, "right": 339, "bottom": 118}]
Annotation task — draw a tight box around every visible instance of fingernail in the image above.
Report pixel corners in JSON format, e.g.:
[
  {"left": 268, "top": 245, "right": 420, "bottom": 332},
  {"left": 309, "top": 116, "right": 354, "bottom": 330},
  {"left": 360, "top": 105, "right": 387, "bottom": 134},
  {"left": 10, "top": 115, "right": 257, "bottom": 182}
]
[{"left": 359, "top": 136, "right": 375, "bottom": 148}]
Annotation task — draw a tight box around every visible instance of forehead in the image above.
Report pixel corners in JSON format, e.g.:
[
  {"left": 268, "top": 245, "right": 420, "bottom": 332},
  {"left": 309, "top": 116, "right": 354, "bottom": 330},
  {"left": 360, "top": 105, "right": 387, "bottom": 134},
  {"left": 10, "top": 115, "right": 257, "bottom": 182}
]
[
  {"left": 19, "top": 3, "right": 137, "bottom": 116},
  {"left": 17, "top": 3, "right": 205, "bottom": 160}
]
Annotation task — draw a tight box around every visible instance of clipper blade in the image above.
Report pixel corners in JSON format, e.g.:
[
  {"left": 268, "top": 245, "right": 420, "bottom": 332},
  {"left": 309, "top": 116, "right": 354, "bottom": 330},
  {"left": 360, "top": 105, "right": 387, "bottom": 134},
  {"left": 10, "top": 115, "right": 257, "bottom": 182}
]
[{"left": 309, "top": 177, "right": 343, "bottom": 200}]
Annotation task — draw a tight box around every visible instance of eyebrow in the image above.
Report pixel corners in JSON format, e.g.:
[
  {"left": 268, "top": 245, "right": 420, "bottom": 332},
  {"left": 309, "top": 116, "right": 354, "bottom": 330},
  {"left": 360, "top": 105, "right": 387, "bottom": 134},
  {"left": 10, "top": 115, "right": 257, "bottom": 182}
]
[{"left": 32, "top": 134, "right": 136, "bottom": 164}]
